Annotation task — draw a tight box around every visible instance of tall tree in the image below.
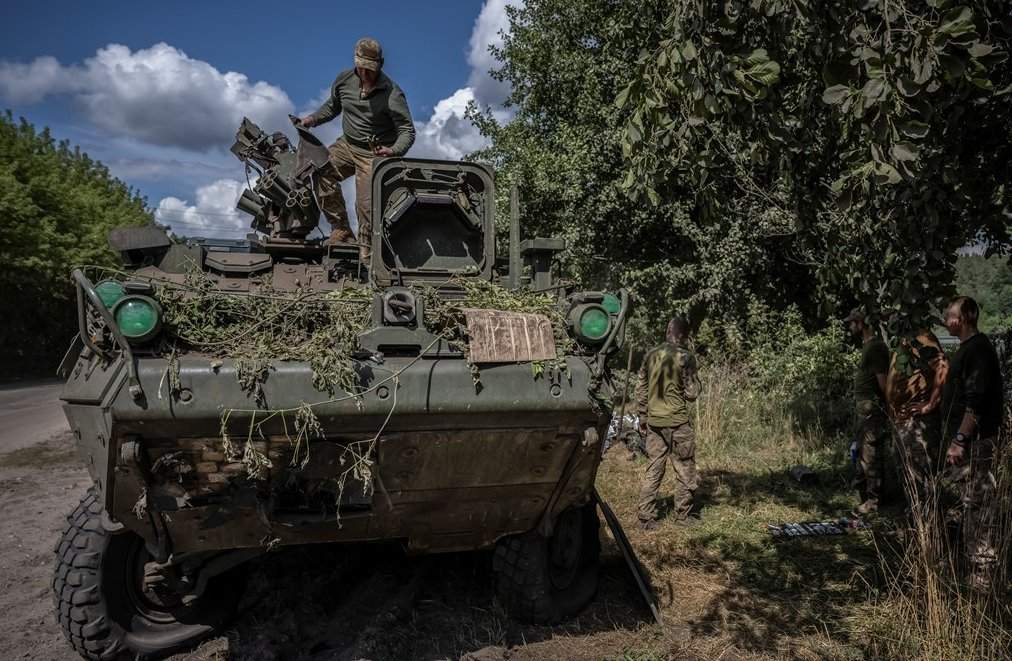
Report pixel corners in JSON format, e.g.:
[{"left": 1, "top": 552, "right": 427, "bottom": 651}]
[
  {"left": 476, "top": 0, "right": 1012, "bottom": 341},
  {"left": 0, "top": 111, "right": 151, "bottom": 374},
  {"left": 618, "top": 0, "right": 1012, "bottom": 330}
]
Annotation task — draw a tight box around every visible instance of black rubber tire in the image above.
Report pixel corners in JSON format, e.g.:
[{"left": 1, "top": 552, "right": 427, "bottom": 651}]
[
  {"left": 52, "top": 489, "right": 245, "bottom": 660},
  {"left": 493, "top": 502, "right": 600, "bottom": 624}
]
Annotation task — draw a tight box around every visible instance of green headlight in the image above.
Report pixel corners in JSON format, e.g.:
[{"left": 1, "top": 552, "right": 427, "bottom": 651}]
[
  {"left": 112, "top": 296, "right": 162, "bottom": 343},
  {"left": 601, "top": 293, "right": 621, "bottom": 315},
  {"left": 95, "top": 280, "right": 126, "bottom": 308},
  {"left": 569, "top": 303, "right": 611, "bottom": 343}
]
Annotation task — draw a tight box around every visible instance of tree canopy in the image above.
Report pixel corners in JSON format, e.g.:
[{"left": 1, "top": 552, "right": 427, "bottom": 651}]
[
  {"left": 475, "top": 0, "right": 1012, "bottom": 344},
  {"left": 0, "top": 111, "right": 151, "bottom": 374}
]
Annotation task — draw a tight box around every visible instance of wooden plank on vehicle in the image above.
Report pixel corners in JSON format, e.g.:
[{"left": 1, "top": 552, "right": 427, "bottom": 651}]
[{"left": 463, "top": 308, "right": 556, "bottom": 364}]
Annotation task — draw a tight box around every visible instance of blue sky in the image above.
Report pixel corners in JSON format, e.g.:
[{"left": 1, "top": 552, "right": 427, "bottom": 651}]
[{"left": 0, "top": 0, "right": 515, "bottom": 237}]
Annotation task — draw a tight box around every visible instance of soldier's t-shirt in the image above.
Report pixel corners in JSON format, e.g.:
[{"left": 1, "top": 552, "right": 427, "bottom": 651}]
[
  {"left": 885, "top": 329, "right": 948, "bottom": 421},
  {"left": 941, "top": 333, "right": 1005, "bottom": 439},
  {"left": 635, "top": 343, "right": 700, "bottom": 428},
  {"left": 854, "top": 337, "right": 889, "bottom": 405}
]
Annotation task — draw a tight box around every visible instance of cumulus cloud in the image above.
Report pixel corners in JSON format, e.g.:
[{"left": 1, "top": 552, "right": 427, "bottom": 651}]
[
  {"left": 467, "top": 0, "right": 518, "bottom": 107},
  {"left": 0, "top": 43, "right": 294, "bottom": 151},
  {"left": 411, "top": 0, "right": 518, "bottom": 161},
  {"left": 155, "top": 179, "right": 251, "bottom": 239},
  {"left": 155, "top": 177, "right": 356, "bottom": 239}
]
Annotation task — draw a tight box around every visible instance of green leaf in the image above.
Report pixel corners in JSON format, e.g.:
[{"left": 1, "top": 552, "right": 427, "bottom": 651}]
[
  {"left": 938, "top": 6, "right": 975, "bottom": 39},
  {"left": 938, "top": 53, "right": 966, "bottom": 80},
  {"left": 615, "top": 85, "right": 632, "bottom": 109},
  {"left": 899, "top": 120, "right": 931, "bottom": 139},
  {"left": 970, "top": 77, "right": 994, "bottom": 91},
  {"left": 822, "top": 84, "right": 851, "bottom": 105},
  {"left": 891, "top": 142, "right": 919, "bottom": 162},
  {"left": 862, "top": 78, "right": 887, "bottom": 103},
  {"left": 682, "top": 40, "right": 697, "bottom": 61},
  {"left": 967, "top": 42, "right": 994, "bottom": 58},
  {"left": 873, "top": 162, "right": 902, "bottom": 185}
]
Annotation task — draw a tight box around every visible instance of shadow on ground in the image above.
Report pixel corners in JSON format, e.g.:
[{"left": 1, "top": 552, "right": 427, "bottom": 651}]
[{"left": 213, "top": 540, "right": 652, "bottom": 661}]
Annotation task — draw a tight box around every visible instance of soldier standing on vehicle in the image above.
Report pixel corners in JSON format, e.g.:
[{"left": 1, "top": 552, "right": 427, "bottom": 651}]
[
  {"left": 297, "top": 38, "right": 415, "bottom": 262},
  {"left": 635, "top": 316, "right": 702, "bottom": 530},
  {"left": 941, "top": 296, "right": 1005, "bottom": 591},
  {"left": 885, "top": 327, "right": 949, "bottom": 520},
  {"left": 846, "top": 308, "right": 891, "bottom": 516}
]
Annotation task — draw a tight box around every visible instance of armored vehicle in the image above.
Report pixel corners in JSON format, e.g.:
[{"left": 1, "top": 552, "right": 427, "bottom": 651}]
[{"left": 53, "top": 118, "right": 629, "bottom": 659}]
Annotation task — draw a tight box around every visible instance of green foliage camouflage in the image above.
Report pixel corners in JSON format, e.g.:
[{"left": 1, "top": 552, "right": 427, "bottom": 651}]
[{"left": 0, "top": 112, "right": 151, "bottom": 374}]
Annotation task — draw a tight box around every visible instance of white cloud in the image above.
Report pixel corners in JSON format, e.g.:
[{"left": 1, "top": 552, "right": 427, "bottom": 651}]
[
  {"left": 0, "top": 43, "right": 294, "bottom": 151},
  {"left": 410, "top": 0, "right": 518, "bottom": 161},
  {"left": 155, "top": 179, "right": 251, "bottom": 239},
  {"left": 155, "top": 177, "right": 356, "bottom": 239},
  {"left": 467, "top": 0, "right": 517, "bottom": 107}
]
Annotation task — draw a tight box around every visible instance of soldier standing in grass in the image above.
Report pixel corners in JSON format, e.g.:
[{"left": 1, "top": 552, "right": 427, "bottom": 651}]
[
  {"left": 885, "top": 327, "right": 949, "bottom": 520},
  {"left": 636, "top": 316, "right": 702, "bottom": 531},
  {"left": 297, "top": 38, "right": 415, "bottom": 262},
  {"left": 941, "top": 296, "right": 1005, "bottom": 590},
  {"left": 846, "top": 308, "right": 891, "bottom": 516}
]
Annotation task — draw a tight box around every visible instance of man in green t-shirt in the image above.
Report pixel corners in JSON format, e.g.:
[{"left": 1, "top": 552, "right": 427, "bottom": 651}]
[
  {"left": 297, "top": 38, "right": 416, "bottom": 262},
  {"left": 846, "top": 308, "right": 890, "bottom": 515},
  {"left": 635, "top": 316, "right": 702, "bottom": 530}
]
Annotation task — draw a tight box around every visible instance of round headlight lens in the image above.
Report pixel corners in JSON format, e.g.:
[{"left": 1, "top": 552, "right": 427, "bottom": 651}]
[
  {"left": 95, "top": 280, "right": 126, "bottom": 309},
  {"left": 113, "top": 296, "right": 162, "bottom": 343},
  {"left": 580, "top": 307, "right": 610, "bottom": 341}
]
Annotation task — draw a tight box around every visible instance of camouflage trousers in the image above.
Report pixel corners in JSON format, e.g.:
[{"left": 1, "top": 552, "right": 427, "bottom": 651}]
[
  {"left": 892, "top": 413, "right": 942, "bottom": 520},
  {"left": 854, "top": 402, "right": 890, "bottom": 508},
  {"left": 638, "top": 423, "right": 698, "bottom": 522},
  {"left": 959, "top": 437, "right": 999, "bottom": 574},
  {"left": 316, "top": 137, "right": 375, "bottom": 259}
]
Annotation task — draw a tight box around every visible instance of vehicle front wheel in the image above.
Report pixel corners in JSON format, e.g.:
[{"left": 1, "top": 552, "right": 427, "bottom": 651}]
[
  {"left": 492, "top": 502, "right": 600, "bottom": 624},
  {"left": 52, "top": 489, "right": 245, "bottom": 660}
]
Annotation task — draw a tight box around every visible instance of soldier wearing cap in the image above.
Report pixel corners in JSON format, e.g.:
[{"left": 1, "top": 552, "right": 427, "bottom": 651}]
[
  {"left": 846, "top": 307, "right": 891, "bottom": 516},
  {"left": 635, "top": 316, "right": 702, "bottom": 530},
  {"left": 298, "top": 38, "right": 415, "bottom": 262}
]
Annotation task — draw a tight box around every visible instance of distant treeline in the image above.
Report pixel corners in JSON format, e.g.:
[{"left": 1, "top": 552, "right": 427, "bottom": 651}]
[
  {"left": 955, "top": 255, "right": 1012, "bottom": 332},
  {"left": 0, "top": 111, "right": 151, "bottom": 378}
]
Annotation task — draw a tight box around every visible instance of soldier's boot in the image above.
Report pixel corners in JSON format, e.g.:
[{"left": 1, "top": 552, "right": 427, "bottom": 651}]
[{"left": 326, "top": 227, "right": 356, "bottom": 245}]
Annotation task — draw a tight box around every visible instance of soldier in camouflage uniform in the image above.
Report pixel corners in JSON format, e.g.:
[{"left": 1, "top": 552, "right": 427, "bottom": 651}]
[
  {"left": 635, "top": 317, "right": 702, "bottom": 530},
  {"left": 885, "top": 328, "right": 949, "bottom": 521},
  {"left": 846, "top": 308, "right": 891, "bottom": 515},
  {"left": 941, "top": 296, "right": 1005, "bottom": 590},
  {"left": 298, "top": 38, "right": 415, "bottom": 262}
]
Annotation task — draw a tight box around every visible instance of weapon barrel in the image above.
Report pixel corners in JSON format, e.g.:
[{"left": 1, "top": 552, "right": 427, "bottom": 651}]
[{"left": 236, "top": 189, "right": 265, "bottom": 217}]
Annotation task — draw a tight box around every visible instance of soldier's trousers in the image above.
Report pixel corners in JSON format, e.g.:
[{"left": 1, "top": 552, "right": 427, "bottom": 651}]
[
  {"left": 854, "top": 402, "right": 889, "bottom": 507},
  {"left": 892, "top": 413, "right": 942, "bottom": 521},
  {"left": 638, "top": 423, "right": 698, "bottom": 522},
  {"left": 960, "top": 437, "right": 999, "bottom": 575},
  {"left": 316, "top": 137, "right": 375, "bottom": 259}
]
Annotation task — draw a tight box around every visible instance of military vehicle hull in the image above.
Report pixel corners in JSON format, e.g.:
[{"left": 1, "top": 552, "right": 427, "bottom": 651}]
[
  {"left": 53, "top": 133, "right": 626, "bottom": 659},
  {"left": 62, "top": 351, "right": 605, "bottom": 556}
]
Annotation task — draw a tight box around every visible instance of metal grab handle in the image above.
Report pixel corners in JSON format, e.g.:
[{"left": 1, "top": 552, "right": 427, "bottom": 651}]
[
  {"left": 71, "top": 269, "right": 143, "bottom": 400},
  {"left": 595, "top": 288, "right": 630, "bottom": 377}
]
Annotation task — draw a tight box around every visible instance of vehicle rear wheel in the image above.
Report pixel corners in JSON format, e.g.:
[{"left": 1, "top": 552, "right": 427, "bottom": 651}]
[
  {"left": 492, "top": 502, "right": 600, "bottom": 624},
  {"left": 52, "top": 489, "right": 245, "bottom": 660}
]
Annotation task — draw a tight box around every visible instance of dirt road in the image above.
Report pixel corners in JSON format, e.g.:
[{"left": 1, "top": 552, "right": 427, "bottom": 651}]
[{"left": 0, "top": 380, "right": 69, "bottom": 453}]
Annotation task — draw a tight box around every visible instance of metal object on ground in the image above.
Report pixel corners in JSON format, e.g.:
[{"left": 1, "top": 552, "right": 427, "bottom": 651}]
[{"left": 594, "top": 489, "right": 663, "bottom": 625}]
